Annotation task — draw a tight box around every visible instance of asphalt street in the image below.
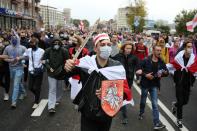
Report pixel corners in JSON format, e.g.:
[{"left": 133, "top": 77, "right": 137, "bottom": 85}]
[{"left": 0, "top": 73, "right": 196, "bottom": 131}]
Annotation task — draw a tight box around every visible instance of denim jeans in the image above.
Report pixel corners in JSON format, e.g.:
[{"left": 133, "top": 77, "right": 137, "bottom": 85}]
[
  {"left": 10, "top": 67, "right": 26, "bottom": 103},
  {"left": 140, "top": 87, "right": 159, "bottom": 126}
]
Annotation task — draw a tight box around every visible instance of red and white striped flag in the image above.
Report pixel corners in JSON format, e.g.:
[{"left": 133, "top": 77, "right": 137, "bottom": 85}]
[
  {"left": 186, "top": 13, "right": 197, "bottom": 32},
  {"left": 79, "top": 20, "right": 84, "bottom": 32},
  {"left": 187, "top": 21, "right": 194, "bottom": 32},
  {"left": 193, "top": 14, "right": 197, "bottom": 28}
]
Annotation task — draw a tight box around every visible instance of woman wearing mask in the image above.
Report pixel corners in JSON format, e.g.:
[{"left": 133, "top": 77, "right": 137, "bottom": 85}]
[{"left": 167, "top": 40, "right": 197, "bottom": 128}]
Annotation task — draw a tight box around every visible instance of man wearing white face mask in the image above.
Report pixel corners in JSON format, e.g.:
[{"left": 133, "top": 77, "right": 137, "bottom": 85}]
[
  {"left": 64, "top": 33, "right": 132, "bottom": 131},
  {"left": 167, "top": 39, "right": 197, "bottom": 128},
  {"left": 42, "top": 38, "right": 69, "bottom": 113}
]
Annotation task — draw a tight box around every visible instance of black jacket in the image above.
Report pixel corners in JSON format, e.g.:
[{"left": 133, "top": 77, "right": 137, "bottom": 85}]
[
  {"left": 173, "top": 58, "right": 195, "bottom": 106},
  {"left": 113, "top": 53, "right": 138, "bottom": 87},
  {"left": 138, "top": 55, "right": 168, "bottom": 88},
  {"left": 66, "top": 58, "right": 122, "bottom": 122},
  {"left": 0, "top": 46, "right": 9, "bottom": 72},
  {"left": 42, "top": 47, "right": 69, "bottom": 79}
]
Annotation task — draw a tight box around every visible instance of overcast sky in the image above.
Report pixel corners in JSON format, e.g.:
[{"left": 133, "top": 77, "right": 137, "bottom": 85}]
[{"left": 40, "top": 0, "right": 197, "bottom": 24}]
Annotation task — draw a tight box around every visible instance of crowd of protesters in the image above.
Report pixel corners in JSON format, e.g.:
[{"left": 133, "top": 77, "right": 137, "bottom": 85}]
[{"left": 0, "top": 26, "right": 197, "bottom": 130}]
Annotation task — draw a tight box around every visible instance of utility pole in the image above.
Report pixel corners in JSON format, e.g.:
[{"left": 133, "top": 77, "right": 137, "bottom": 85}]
[{"left": 47, "top": 0, "right": 50, "bottom": 31}]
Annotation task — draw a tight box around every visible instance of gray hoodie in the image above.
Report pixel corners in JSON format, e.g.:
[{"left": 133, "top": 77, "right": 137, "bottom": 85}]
[{"left": 3, "top": 31, "right": 26, "bottom": 69}]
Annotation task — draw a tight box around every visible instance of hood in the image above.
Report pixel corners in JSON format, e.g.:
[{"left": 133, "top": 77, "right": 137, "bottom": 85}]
[
  {"left": 51, "top": 38, "right": 62, "bottom": 44},
  {"left": 11, "top": 34, "right": 20, "bottom": 47}
]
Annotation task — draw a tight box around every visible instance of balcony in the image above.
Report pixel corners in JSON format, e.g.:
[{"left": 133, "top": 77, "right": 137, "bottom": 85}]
[
  {"left": 35, "top": 6, "right": 40, "bottom": 12},
  {"left": 11, "top": 0, "right": 21, "bottom": 4},
  {"left": 35, "top": 0, "right": 40, "bottom": 3}
]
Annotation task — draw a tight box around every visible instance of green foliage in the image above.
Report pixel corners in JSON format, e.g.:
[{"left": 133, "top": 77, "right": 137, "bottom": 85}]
[
  {"left": 82, "top": 19, "right": 90, "bottom": 27},
  {"left": 72, "top": 19, "right": 90, "bottom": 27},
  {"left": 155, "top": 25, "right": 170, "bottom": 34},
  {"left": 127, "top": 0, "right": 147, "bottom": 32}
]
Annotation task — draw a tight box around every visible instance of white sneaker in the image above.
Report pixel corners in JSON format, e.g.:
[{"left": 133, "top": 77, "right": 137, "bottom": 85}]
[
  {"left": 11, "top": 102, "right": 16, "bottom": 108},
  {"left": 74, "top": 105, "right": 78, "bottom": 110},
  {"left": 3, "top": 93, "right": 9, "bottom": 101},
  {"left": 19, "top": 94, "right": 26, "bottom": 100},
  {"left": 32, "top": 103, "right": 39, "bottom": 109}
]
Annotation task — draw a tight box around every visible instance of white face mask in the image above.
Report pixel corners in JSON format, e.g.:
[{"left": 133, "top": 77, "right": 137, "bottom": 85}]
[
  {"left": 186, "top": 48, "right": 193, "bottom": 54},
  {"left": 54, "top": 45, "right": 60, "bottom": 50},
  {"left": 99, "top": 46, "right": 112, "bottom": 59}
]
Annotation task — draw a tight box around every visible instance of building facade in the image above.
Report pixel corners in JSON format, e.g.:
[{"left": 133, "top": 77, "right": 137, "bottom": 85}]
[
  {"left": 0, "top": 0, "right": 41, "bottom": 30},
  {"left": 63, "top": 8, "right": 71, "bottom": 25},
  {"left": 40, "top": 5, "right": 65, "bottom": 29},
  {"left": 116, "top": 7, "right": 130, "bottom": 31}
]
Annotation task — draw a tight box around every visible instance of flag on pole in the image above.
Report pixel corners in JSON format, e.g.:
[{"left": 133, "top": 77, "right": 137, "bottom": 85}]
[
  {"left": 79, "top": 20, "right": 84, "bottom": 32},
  {"left": 187, "top": 21, "right": 194, "bottom": 32},
  {"left": 186, "top": 13, "right": 197, "bottom": 32},
  {"left": 193, "top": 14, "right": 197, "bottom": 28}
]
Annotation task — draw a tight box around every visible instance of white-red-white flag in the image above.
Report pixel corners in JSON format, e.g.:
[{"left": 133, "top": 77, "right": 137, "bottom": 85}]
[
  {"left": 187, "top": 21, "right": 194, "bottom": 32},
  {"left": 193, "top": 14, "right": 197, "bottom": 28},
  {"left": 79, "top": 20, "right": 84, "bottom": 32},
  {"left": 186, "top": 13, "right": 197, "bottom": 32}
]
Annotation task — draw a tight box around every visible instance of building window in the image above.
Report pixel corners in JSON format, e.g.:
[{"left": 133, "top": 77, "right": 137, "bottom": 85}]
[
  {"left": 0, "top": 16, "right": 4, "bottom": 29},
  {"left": 5, "top": 17, "right": 11, "bottom": 29},
  {"left": 11, "top": 4, "right": 17, "bottom": 11}
]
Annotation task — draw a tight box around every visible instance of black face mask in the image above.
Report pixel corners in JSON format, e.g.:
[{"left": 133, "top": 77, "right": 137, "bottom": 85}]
[
  {"left": 70, "top": 33, "right": 74, "bottom": 36},
  {"left": 72, "top": 43, "right": 77, "bottom": 47},
  {"left": 21, "top": 37, "right": 26, "bottom": 40},
  {"left": 30, "top": 44, "right": 37, "bottom": 51}
]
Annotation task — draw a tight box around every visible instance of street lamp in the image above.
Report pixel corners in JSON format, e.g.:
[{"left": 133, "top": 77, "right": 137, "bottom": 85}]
[{"left": 47, "top": 0, "right": 50, "bottom": 31}]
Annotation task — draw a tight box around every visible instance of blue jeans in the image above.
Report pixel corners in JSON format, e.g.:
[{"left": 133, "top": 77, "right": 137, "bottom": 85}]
[
  {"left": 140, "top": 87, "right": 159, "bottom": 126},
  {"left": 10, "top": 67, "right": 26, "bottom": 103}
]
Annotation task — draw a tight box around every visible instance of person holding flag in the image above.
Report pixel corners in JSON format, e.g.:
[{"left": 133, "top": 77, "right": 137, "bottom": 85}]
[
  {"left": 167, "top": 39, "right": 197, "bottom": 128},
  {"left": 79, "top": 20, "right": 85, "bottom": 33},
  {"left": 64, "top": 33, "right": 132, "bottom": 131}
]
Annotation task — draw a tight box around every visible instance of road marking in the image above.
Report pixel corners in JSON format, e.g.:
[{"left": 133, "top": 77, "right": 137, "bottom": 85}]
[
  {"left": 133, "top": 82, "right": 175, "bottom": 131},
  {"left": 31, "top": 99, "right": 48, "bottom": 117}
]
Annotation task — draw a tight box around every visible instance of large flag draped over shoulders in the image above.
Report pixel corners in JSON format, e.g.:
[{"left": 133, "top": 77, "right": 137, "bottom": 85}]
[
  {"left": 76, "top": 55, "right": 134, "bottom": 106},
  {"left": 166, "top": 50, "right": 197, "bottom": 76}
]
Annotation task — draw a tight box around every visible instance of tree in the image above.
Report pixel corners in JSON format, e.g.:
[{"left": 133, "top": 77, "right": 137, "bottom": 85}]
[
  {"left": 127, "top": 0, "right": 147, "bottom": 32},
  {"left": 72, "top": 19, "right": 80, "bottom": 27},
  {"left": 175, "top": 9, "right": 197, "bottom": 36},
  {"left": 82, "top": 19, "right": 90, "bottom": 27},
  {"left": 72, "top": 19, "right": 90, "bottom": 28},
  {"left": 158, "top": 25, "right": 170, "bottom": 34},
  {"left": 160, "top": 25, "right": 170, "bottom": 34}
]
